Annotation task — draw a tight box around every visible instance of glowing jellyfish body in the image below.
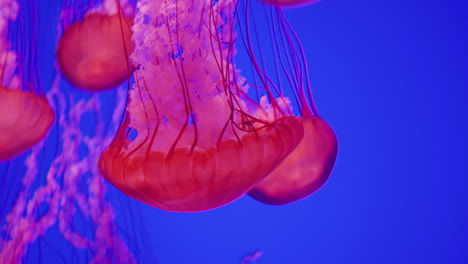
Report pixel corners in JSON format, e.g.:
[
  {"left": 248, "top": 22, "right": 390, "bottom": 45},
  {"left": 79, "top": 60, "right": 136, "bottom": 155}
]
[
  {"left": 99, "top": 0, "right": 305, "bottom": 212},
  {"left": 0, "top": 88, "right": 54, "bottom": 161},
  {"left": 249, "top": 116, "right": 338, "bottom": 204},
  {"left": 100, "top": 118, "right": 303, "bottom": 211},
  {"left": 56, "top": 4, "right": 134, "bottom": 91}
]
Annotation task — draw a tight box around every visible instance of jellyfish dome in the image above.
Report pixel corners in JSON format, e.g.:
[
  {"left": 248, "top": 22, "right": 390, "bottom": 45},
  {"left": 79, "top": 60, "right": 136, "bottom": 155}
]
[
  {"left": 56, "top": 2, "right": 134, "bottom": 91},
  {"left": 0, "top": 87, "right": 54, "bottom": 161},
  {"left": 0, "top": 0, "right": 54, "bottom": 161},
  {"left": 249, "top": 115, "right": 338, "bottom": 204}
]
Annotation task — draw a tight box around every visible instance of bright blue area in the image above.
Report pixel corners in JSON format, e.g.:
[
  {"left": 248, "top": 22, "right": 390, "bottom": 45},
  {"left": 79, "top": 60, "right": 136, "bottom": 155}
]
[{"left": 1, "top": 0, "right": 467, "bottom": 263}]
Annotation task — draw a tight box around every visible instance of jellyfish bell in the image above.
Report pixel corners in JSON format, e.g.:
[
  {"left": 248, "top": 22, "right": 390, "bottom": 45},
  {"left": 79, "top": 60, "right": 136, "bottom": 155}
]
[
  {"left": 98, "top": 0, "right": 305, "bottom": 212},
  {"left": 248, "top": 115, "right": 338, "bottom": 205},
  {"left": 237, "top": 88, "right": 337, "bottom": 205},
  {"left": 100, "top": 117, "right": 303, "bottom": 212},
  {"left": 0, "top": 0, "right": 54, "bottom": 161},
  {"left": 56, "top": 7, "right": 134, "bottom": 91},
  {"left": 0, "top": 87, "right": 54, "bottom": 161}
]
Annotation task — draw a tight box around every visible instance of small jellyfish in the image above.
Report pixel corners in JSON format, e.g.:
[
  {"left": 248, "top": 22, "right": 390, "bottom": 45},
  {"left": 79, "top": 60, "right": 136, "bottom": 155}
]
[
  {"left": 56, "top": 0, "right": 134, "bottom": 91},
  {"left": 236, "top": 0, "right": 338, "bottom": 205},
  {"left": 249, "top": 115, "right": 338, "bottom": 204},
  {"left": 0, "top": 88, "right": 54, "bottom": 161},
  {"left": 0, "top": 0, "right": 54, "bottom": 161}
]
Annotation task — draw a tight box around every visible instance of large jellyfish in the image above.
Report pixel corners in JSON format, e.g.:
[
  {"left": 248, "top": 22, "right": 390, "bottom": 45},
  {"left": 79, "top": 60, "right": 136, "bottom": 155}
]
[
  {"left": 98, "top": 0, "right": 301, "bottom": 212},
  {"left": 98, "top": 0, "right": 337, "bottom": 212}
]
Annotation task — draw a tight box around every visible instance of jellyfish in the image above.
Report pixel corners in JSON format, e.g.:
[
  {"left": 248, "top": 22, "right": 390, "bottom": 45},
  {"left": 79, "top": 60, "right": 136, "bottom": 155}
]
[
  {"left": 0, "top": 0, "right": 54, "bottom": 161},
  {"left": 248, "top": 115, "right": 338, "bottom": 204},
  {"left": 233, "top": 1, "right": 338, "bottom": 204},
  {"left": 98, "top": 0, "right": 305, "bottom": 212},
  {"left": 99, "top": 0, "right": 337, "bottom": 213},
  {"left": 56, "top": 0, "right": 134, "bottom": 91}
]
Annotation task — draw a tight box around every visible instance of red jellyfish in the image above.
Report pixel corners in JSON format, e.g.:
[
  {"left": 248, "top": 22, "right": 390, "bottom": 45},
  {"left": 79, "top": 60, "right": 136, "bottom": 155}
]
[
  {"left": 99, "top": 0, "right": 304, "bottom": 212},
  {"left": 56, "top": 0, "right": 134, "bottom": 91},
  {"left": 0, "top": 0, "right": 54, "bottom": 161},
  {"left": 248, "top": 115, "right": 337, "bottom": 205},
  {"left": 239, "top": 3, "right": 338, "bottom": 205}
]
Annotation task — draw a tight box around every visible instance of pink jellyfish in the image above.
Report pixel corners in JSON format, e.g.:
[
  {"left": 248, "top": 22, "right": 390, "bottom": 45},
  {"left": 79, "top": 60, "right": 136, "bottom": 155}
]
[
  {"left": 235, "top": 1, "right": 338, "bottom": 204},
  {"left": 99, "top": 0, "right": 304, "bottom": 212},
  {"left": 0, "top": 0, "right": 54, "bottom": 161},
  {"left": 99, "top": 0, "right": 337, "bottom": 212},
  {"left": 56, "top": 0, "right": 134, "bottom": 91}
]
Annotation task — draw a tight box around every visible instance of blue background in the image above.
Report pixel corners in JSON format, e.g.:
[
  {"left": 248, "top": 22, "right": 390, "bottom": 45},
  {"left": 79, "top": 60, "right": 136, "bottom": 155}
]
[{"left": 1, "top": 0, "right": 468, "bottom": 263}]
